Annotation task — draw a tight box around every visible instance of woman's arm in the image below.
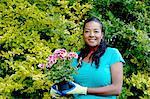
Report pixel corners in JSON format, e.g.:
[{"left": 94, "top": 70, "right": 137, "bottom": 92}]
[
  {"left": 87, "top": 62, "right": 123, "bottom": 96},
  {"left": 60, "top": 62, "right": 123, "bottom": 96}
]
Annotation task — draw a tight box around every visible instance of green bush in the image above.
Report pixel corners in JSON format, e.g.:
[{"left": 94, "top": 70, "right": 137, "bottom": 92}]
[
  {"left": 0, "top": 0, "right": 91, "bottom": 98},
  {"left": 0, "top": 0, "right": 150, "bottom": 98}
]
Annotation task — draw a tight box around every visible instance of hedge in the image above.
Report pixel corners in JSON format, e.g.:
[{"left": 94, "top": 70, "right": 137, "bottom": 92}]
[{"left": 0, "top": 0, "right": 150, "bottom": 99}]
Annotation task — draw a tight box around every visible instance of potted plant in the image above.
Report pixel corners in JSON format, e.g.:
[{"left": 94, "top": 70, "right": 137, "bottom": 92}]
[{"left": 38, "top": 49, "right": 78, "bottom": 97}]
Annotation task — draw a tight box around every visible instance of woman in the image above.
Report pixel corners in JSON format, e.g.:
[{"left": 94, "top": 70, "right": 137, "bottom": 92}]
[{"left": 51, "top": 17, "right": 125, "bottom": 99}]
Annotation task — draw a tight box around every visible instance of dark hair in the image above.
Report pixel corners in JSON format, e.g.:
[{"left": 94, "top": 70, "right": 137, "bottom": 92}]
[{"left": 78, "top": 17, "right": 107, "bottom": 68}]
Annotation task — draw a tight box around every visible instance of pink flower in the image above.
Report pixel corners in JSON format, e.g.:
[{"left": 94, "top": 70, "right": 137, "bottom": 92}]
[
  {"left": 46, "top": 55, "right": 57, "bottom": 65},
  {"left": 38, "top": 49, "right": 78, "bottom": 70},
  {"left": 67, "top": 52, "right": 78, "bottom": 59},
  {"left": 38, "top": 64, "right": 45, "bottom": 69},
  {"left": 46, "top": 63, "right": 53, "bottom": 68},
  {"left": 54, "top": 49, "right": 67, "bottom": 59}
]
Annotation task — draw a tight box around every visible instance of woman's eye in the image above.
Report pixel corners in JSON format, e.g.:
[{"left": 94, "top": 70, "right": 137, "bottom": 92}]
[
  {"left": 94, "top": 31, "right": 99, "bottom": 33},
  {"left": 85, "top": 30, "right": 89, "bottom": 33}
]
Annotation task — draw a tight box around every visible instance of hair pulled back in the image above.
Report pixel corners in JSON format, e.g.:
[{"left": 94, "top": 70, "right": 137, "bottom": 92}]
[{"left": 78, "top": 17, "right": 107, "bottom": 68}]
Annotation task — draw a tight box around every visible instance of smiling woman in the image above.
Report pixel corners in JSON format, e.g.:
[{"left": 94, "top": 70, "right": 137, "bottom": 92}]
[
  {"left": 81, "top": 17, "right": 107, "bottom": 66},
  {"left": 50, "top": 17, "right": 125, "bottom": 99}
]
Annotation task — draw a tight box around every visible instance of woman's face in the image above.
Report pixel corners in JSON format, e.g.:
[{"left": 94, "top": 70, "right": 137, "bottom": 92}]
[{"left": 83, "top": 21, "right": 103, "bottom": 47}]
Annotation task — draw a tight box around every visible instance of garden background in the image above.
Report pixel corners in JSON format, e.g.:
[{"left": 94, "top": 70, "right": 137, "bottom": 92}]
[{"left": 0, "top": 0, "right": 149, "bottom": 99}]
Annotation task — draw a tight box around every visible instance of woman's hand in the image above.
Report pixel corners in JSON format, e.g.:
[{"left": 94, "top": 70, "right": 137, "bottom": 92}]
[
  {"left": 62, "top": 82, "right": 87, "bottom": 95},
  {"left": 50, "top": 84, "right": 64, "bottom": 98}
]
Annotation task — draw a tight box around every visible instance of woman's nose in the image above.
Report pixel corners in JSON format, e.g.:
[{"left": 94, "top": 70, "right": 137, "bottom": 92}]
[{"left": 89, "top": 31, "right": 95, "bottom": 37}]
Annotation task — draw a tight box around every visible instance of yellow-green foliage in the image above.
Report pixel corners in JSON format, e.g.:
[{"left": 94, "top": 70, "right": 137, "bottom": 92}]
[
  {"left": 0, "top": 0, "right": 150, "bottom": 98},
  {"left": 0, "top": 0, "right": 92, "bottom": 98},
  {"left": 125, "top": 72, "right": 150, "bottom": 96}
]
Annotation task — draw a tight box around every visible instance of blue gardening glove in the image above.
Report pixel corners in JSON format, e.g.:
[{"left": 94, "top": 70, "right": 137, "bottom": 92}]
[
  {"left": 50, "top": 84, "right": 65, "bottom": 98},
  {"left": 62, "top": 82, "right": 87, "bottom": 95}
]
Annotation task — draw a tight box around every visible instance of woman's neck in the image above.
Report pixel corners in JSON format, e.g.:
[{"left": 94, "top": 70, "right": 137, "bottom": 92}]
[
  {"left": 89, "top": 46, "right": 98, "bottom": 53},
  {"left": 83, "top": 46, "right": 98, "bottom": 63}
]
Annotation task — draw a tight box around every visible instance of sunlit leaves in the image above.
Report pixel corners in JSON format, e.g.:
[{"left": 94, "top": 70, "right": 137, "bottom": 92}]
[{"left": 0, "top": 0, "right": 91, "bottom": 98}]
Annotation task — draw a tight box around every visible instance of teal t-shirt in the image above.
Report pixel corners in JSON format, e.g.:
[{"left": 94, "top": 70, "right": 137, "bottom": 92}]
[{"left": 71, "top": 47, "right": 125, "bottom": 99}]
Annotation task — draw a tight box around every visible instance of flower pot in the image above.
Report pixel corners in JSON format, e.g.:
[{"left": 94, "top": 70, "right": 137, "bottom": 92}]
[{"left": 56, "top": 81, "right": 73, "bottom": 92}]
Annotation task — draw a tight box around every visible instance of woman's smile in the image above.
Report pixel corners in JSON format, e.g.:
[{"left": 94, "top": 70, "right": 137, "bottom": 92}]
[{"left": 88, "top": 39, "right": 96, "bottom": 42}]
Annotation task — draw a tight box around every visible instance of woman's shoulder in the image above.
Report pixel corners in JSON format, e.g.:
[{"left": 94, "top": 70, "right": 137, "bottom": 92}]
[
  {"left": 107, "top": 47, "right": 118, "bottom": 50},
  {"left": 106, "top": 47, "right": 125, "bottom": 64},
  {"left": 106, "top": 47, "right": 120, "bottom": 53},
  {"left": 104, "top": 47, "right": 122, "bottom": 57}
]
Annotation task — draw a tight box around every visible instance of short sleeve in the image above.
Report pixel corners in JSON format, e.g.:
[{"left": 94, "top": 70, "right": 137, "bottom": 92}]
[{"left": 110, "top": 48, "right": 125, "bottom": 66}]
